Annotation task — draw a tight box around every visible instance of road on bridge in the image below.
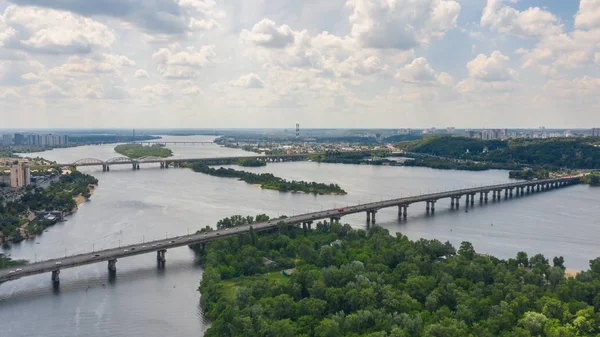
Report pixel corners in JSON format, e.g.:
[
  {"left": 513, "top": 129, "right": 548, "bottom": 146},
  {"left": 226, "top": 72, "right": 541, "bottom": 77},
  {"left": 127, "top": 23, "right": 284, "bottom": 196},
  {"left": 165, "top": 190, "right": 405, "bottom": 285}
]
[{"left": 0, "top": 176, "right": 579, "bottom": 284}]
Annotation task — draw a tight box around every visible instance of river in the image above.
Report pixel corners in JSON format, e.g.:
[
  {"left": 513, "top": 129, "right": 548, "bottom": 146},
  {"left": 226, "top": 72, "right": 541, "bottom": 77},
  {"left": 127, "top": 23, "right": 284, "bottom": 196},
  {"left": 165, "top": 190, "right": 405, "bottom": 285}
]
[{"left": 1, "top": 135, "right": 599, "bottom": 337}]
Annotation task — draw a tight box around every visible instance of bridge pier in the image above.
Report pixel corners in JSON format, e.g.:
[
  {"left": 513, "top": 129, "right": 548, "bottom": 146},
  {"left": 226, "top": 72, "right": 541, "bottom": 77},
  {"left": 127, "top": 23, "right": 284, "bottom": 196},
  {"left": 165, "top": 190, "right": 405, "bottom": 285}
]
[
  {"left": 102, "top": 164, "right": 110, "bottom": 172},
  {"left": 51, "top": 270, "right": 60, "bottom": 284},
  {"left": 505, "top": 189, "right": 508, "bottom": 199},
  {"left": 470, "top": 194, "right": 475, "bottom": 205},
  {"left": 484, "top": 192, "right": 489, "bottom": 203},
  {"left": 370, "top": 211, "right": 376, "bottom": 224},
  {"left": 450, "top": 197, "right": 455, "bottom": 209},
  {"left": 108, "top": 259, "right": 117, "bottom": 272},
  {"left": 510, "top": 189, "right": 513, "bottom": 197},
  {"left": 480, "top": 192, "right": 483, "bottom": 203},
  {"left": 492, "top": 190, "right": 496, "bottom": 200},
  {"left": 426, "top": 201, "right": 430, "bottom": 213},
  {"left": 403, "top": 205, "right": 408, "bottom": 219},
  {"left": 454, "top": 197, "right": 460, "bottom": 209},
  {"left": 465, "top": 195, "right": 469, "bottom": 206},
  {"left": 430, "top": 200, "right": 436, "bottom": 213},
  {"left": 157, "top": 249, "right": 167, "bottom": 268},
  {"left": 366, "top": 211, "right": 371, "bottom": 223},
  {"left": 398, "top": 205, "right": 403, "bottom": 218}
]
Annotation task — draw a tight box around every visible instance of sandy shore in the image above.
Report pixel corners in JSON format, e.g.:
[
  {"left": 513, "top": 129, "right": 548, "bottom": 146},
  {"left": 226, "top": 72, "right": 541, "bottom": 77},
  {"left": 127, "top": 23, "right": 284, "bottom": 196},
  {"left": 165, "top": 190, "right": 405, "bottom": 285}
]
[{"left": 73, "top": 184, "right": 97, "bottom": 207}]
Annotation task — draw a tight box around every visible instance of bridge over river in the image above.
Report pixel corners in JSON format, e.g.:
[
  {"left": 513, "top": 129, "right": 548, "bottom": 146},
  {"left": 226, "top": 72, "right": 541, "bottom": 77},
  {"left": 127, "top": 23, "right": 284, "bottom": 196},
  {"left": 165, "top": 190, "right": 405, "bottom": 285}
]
[{"left": 0, "top": 176, "right": 579, "bottom": 284}]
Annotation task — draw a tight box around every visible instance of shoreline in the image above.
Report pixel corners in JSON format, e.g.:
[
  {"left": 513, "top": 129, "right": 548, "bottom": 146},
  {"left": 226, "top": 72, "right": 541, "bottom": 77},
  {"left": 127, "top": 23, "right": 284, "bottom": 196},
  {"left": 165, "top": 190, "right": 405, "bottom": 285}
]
[{"left": 73, "top": 184, "right": 97, "bottom": 208}]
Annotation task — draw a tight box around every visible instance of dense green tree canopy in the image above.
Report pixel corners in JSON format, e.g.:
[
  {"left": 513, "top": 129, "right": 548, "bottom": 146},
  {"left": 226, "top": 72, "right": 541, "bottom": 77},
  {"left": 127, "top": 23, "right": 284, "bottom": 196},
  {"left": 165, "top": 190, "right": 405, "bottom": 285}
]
[{"left": 197, "top": 220, "right": 600, "bottom": 337}]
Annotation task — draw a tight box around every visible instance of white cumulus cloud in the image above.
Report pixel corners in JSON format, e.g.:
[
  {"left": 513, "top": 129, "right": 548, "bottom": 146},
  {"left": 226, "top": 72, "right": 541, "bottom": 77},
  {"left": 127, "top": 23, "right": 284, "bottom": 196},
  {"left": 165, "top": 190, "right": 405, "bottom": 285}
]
[
  {"left": 467, "top": 51, "right": 517, "bottom": 82},
  {"left": 229, "top": 73, "right": 264, "bottom": 88},
  {"left": 3, "top": 5, "right": 115, "bottom": 54},
  {"left": 346, "top": 0, "right": 461, "bottom": 49},
  {"left": 152, "top": 43, "right": 216, "bottom": 79},
  {"left": 481, "top": 0, "right": 563, "bottom": 38}
]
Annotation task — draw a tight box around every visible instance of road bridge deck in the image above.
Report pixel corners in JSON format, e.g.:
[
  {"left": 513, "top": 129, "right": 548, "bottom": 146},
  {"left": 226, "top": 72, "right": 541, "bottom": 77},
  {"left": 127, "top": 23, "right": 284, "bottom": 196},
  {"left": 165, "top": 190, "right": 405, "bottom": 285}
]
[{"left": 0, "top": 176, "right": 579, "bottom": 284}]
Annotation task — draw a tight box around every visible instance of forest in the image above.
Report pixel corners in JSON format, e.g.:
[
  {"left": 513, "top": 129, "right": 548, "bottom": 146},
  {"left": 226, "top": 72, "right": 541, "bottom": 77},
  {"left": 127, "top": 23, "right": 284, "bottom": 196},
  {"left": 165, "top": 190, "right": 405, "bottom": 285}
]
[
  {"left": 0, "top": 171, "right": 98, "bottom": 243},
  {"left": 197, "top": 219, "right": 600, "bottom": 337},
  {"left": 398, "top": 137, "right": 600, "bottom": 169},
  {"left": 114, "top": 143, "right": 173, "bottom": 159},
  {"left": 190, "top": 163, "right": 346, "bottom": 195}
]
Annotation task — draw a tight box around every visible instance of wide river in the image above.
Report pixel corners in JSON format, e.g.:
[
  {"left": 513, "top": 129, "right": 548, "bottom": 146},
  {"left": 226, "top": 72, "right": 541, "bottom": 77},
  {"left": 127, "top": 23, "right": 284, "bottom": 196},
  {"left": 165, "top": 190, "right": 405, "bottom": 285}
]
[{"left": 1, "top": 135, "right": 599, "bottom": 337}]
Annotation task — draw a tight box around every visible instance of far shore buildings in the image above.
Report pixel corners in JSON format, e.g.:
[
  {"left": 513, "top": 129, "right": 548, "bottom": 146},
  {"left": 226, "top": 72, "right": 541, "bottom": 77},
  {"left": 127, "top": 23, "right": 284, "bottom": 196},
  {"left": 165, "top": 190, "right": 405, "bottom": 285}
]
[{"left": 10, "top": 162, "right": 31, "bottom": 188}]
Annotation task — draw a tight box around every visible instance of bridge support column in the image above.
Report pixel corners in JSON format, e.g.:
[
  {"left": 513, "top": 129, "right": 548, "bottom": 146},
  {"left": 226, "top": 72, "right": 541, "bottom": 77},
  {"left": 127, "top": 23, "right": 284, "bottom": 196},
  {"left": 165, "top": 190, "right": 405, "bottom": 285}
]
[
  {"left": 366, "top": 211, "right": 371, "bottom": 223},
  {"left": 492, "top": 190, "right": 496, "bottom": 200},
  {"left": 426, "top": 201, "right": 430, "bottom": 213},
  {"left": 504, "top": 189, "right": 508, "bottom": 199},
  {"left": 108, "top": 259, "right": 117, "bottom": 272},
  {"left": 370, "top": 211, "right": 376, "bottom": 224},
  {"left": 455, "top": 197, "right": 460, "bottom": 209},
  {"left": 450, "top": 197, "right": 455, "bottom": 209},
  {"left": 51, "top": 270, "right": 60, "bottom": 284},
  {"left": 398, "top": 205, "right": 403, "bottom": 218},
  {"left": 480, "top": 192, "right": 483, "bottom": 203},
  {"left": 497, "top": 190, "right": 502, "bottom": 202},
  {"left": 527, "top": 185, "right": 530, "bottom": 193},
  {"left": 102, "top": 164, "right": 107, "bottom": 172},
  {"left": 465, "top": 195, "right": 469, "bottom": 206},
  {"left": 484, "top": 192, "right": 489, "bottom": 203},
  {"left": 430, "top": 200, "right": 436, "bottom": 213},
  {"left": 470, "top": 194, "right": 475, "bottom": 205},
  {"left": 157, "top": 249, "right": 167, "bottom": 268},
  {"left": 403, "top": 205, "right": 408, "bottom": 219}
]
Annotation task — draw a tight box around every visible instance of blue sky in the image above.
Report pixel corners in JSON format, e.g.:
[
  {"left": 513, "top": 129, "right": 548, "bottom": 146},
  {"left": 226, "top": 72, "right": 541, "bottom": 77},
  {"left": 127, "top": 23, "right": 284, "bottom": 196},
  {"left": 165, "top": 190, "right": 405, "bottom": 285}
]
[{"left": 0, "top": 0, "right": 599, "bottom": 128}]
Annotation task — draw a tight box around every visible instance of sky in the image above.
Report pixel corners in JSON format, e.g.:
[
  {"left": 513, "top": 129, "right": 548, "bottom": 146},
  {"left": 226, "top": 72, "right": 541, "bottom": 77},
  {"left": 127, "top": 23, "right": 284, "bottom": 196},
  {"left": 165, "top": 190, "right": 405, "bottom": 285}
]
[{"left": 0, "top": 0, "right": 599, "bottom": 129}]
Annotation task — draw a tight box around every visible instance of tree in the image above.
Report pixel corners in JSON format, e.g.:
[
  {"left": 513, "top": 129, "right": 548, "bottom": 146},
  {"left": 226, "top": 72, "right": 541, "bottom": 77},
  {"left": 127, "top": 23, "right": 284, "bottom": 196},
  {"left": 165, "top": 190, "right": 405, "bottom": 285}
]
[
  {"left": 519, "top": 312, "right": 548, "bottom": 336},
  {"left": 517, "top": 251, "right": 529, "bottom": 268},
  {"left": 314, "top": 319, "right": 340, "bottom": 337},
  {"left": 459, "top": 241, "right": 476, "bottom": 260},
  {"left": 553, "top": 256, "right": 565, "bottom": 270}
]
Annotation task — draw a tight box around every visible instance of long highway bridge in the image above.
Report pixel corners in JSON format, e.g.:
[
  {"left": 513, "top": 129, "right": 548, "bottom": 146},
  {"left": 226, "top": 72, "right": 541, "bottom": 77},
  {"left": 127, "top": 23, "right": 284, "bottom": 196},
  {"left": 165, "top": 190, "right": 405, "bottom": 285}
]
[{"left": 0, "top": 176, "right": 580, "bottom": 284}]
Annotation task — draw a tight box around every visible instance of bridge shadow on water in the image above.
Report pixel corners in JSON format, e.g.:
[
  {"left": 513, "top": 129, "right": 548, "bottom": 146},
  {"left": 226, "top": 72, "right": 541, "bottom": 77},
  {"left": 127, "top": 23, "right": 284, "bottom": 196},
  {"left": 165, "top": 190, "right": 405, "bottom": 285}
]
[{"left": 0, "top": 259, "right": 204, "bottom": 303}]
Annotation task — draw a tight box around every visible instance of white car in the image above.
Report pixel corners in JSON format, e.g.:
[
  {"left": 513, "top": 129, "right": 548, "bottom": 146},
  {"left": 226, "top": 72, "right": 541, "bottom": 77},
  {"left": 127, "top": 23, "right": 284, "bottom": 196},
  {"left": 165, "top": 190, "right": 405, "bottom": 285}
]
[
  {"left": 55, "top": 261, "right": 62, "bottom": 265},
  {"left": 16, "top": 268, "right": 22, "bottom": 272},
  {"left": 8, "top": 270, "right": 15, "bottom": 274},
  {"left": 123, "top": 249, "right": 129, "bottom": 252}
]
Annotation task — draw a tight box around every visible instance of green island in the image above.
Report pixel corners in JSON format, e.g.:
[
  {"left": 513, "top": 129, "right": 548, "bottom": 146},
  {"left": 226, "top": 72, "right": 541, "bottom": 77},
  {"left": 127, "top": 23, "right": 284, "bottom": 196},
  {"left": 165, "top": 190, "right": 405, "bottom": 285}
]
[
  {"left": 0, "top": 171, "right": 98, "bottom": 244},
  {"left": 189, "top": 163, "right": 346, "bottom": 195},
  {"left": 114, "top": 143, "right": 173, "bottom": 159},
  {"left": 196, "top": 216, "right": 600, "bottom": 337}
]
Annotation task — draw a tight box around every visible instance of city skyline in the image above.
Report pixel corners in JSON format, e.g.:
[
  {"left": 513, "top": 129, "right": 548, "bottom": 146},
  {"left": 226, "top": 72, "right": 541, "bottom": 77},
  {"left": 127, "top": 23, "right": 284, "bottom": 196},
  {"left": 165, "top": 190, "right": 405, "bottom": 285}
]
[{"left": 0, "top": 0, "right": 599, "bottom": 128}]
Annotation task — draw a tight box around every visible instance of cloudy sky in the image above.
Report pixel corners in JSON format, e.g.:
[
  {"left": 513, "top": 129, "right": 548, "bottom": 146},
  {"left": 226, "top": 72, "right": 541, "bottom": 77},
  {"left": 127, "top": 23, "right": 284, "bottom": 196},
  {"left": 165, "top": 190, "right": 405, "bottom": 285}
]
[{"left": 0, "top": 0, "right": 599, "bottom": 129}]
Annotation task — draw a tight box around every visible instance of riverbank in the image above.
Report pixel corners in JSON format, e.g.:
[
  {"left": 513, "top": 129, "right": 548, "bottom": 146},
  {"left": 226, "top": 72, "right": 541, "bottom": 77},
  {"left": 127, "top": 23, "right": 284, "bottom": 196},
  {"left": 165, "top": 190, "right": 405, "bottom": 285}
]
[
  {"left": 189, "top": 163, "right": 347, "bottom": 195},
  {"left": 0, "top": 172, "right": 98, "bottom": 244},
  {"left": 73, "top": 184, "right": 96, "bottom": 208}
]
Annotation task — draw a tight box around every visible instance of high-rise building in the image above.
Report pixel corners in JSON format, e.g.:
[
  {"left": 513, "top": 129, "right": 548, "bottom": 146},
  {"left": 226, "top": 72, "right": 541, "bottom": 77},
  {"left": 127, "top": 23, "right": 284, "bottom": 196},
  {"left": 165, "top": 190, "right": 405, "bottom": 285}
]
[
  {"left": 14, "top": 133, "right": 25, "bottom": 145},
  {"left": 10, "top": 162, "right": 31, "bottom": 188},
  {"left": 592, "top": 128, "right": 600, "bottom": 137},
  {"left": 2, "top": 134, "right": 12, "bottom": 146}
]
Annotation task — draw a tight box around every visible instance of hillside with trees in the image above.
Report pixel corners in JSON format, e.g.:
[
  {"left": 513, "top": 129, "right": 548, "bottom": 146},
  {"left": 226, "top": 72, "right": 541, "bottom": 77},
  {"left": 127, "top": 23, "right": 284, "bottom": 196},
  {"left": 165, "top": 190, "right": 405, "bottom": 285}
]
[
  {"left": 197, "top": 218, "right": 600, "bottom": 337},
  {"left": 398, "top": 137, "right": 600, "bottom": 169}
]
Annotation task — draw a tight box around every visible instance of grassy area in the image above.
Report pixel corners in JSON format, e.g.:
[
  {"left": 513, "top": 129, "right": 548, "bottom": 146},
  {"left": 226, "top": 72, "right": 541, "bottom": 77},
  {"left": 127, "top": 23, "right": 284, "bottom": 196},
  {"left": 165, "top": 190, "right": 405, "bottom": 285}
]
[{"left": 220, "top": 271, "right": 289, "bottom": 299}]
